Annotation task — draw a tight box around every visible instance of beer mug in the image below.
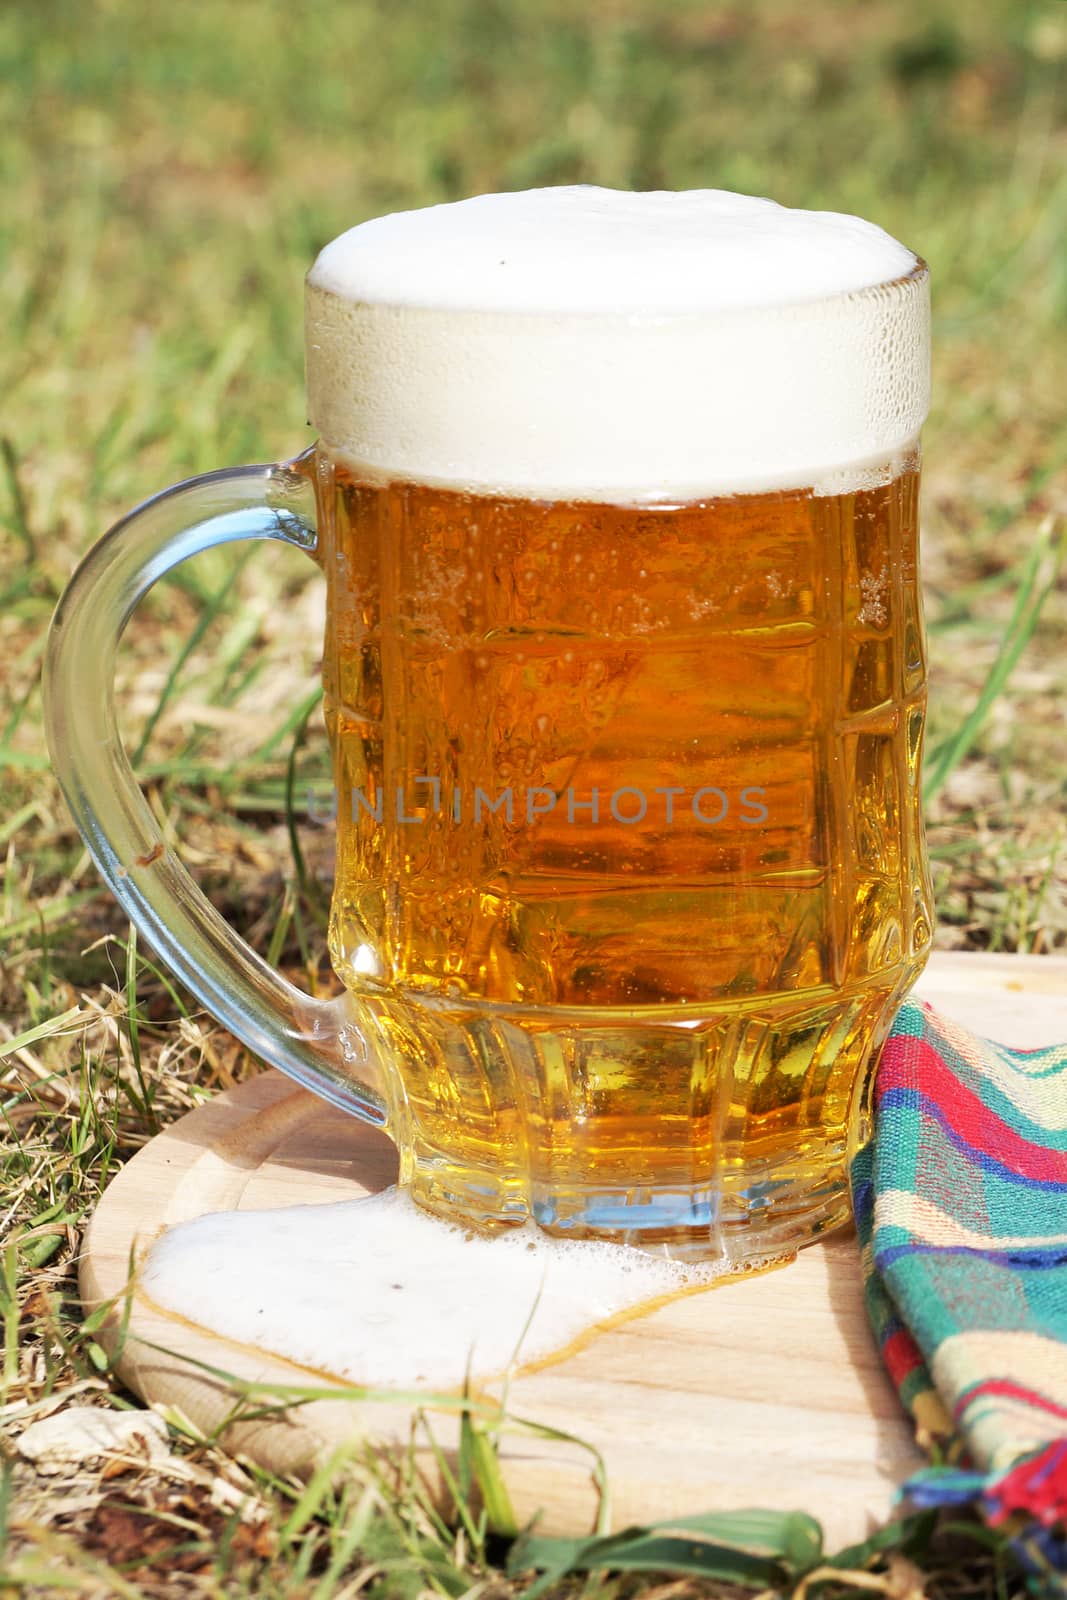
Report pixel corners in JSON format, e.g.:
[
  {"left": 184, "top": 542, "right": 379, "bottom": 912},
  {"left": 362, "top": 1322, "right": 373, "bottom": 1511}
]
[{"left": 45, "top": 188, "right": 932, "bottom": 1266}]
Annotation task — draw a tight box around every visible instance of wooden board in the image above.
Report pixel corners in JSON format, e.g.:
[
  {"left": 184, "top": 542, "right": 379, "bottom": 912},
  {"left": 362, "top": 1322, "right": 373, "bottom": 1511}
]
[{"left": 82, "top": 951, "right": 1067, "bottom": 1551}]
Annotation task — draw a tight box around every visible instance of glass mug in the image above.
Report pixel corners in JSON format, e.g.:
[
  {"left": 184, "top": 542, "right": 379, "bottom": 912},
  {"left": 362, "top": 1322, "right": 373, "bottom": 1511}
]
[{"left": 44, "top": 188, "right": 932, "bottom": 1266}]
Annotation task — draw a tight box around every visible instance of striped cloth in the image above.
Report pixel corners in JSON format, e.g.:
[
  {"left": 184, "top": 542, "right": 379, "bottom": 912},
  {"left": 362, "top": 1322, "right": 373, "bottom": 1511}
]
[{"left": 851, "top": 998, "right": 1067, "bottom": 1586}]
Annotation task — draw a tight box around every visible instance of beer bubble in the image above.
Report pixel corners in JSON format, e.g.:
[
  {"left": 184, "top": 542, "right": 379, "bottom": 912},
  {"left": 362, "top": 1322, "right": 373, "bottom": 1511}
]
[
  {"left": 306, "top": 186, "right": 927, "bottom": 503},
  {"left": 140, "top": 1187, "right": 727, "bottom": 1390}
]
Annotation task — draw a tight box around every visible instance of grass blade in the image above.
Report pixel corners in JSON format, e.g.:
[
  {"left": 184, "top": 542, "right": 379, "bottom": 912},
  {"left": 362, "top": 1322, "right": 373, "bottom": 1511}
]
[
  {"left": 923, "top": 517, "right": 1063, "bottom": 804},
  {"left": 132, "top": 548, "right": 254, "bottom": 766},
  {"left": 0, "top": 1005, "right": 83, "bottom": 1061}
]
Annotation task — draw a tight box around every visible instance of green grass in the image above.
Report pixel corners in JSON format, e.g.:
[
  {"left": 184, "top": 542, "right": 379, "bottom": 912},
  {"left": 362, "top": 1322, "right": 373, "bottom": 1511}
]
[{"left": 2, "top": 0, "right": 1066, "bottom": 1593}]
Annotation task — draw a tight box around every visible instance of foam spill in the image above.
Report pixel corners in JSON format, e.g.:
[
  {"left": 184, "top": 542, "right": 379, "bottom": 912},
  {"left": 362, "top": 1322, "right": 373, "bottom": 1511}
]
[
  {"left": 140, "top": 1186, "right": 725, "bottom": 1389},
  {"left": 305, "top": 185, "right": 929, "bottom": 502}
]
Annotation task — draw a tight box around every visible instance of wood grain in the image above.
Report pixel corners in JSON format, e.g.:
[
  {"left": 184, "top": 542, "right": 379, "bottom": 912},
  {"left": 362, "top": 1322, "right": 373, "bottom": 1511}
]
[{"left": 81, "top": 951, "right": 1067, "bottom": 1550}]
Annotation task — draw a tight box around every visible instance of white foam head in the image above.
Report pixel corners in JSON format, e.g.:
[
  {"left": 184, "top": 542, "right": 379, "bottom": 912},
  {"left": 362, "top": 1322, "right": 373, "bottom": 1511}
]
[{"left": 305, "top": 186, "right": 928, "bottom": 502}]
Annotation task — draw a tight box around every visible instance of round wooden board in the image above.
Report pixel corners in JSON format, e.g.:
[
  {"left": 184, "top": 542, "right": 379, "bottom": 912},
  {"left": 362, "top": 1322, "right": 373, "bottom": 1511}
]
[{"left": 82, "top": 952, "right": 1067, "bottom": 1552}]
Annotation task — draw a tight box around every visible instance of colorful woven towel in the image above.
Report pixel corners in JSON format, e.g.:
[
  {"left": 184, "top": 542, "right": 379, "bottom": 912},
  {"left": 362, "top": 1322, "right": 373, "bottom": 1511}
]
[{"left": 851, "top": 998, "right": 1067, "bottom": 1585}]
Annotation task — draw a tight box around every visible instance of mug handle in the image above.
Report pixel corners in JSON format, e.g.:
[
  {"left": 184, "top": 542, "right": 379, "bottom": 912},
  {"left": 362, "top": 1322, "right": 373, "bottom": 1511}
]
[{"left": 43, "top": 452, "right": 388, "bottom": 1127}]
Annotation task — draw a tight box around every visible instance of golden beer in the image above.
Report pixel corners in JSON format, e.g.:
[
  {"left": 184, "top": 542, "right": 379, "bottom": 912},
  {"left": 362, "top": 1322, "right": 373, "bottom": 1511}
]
[
  {"left": 316, "top": 454, "right": 931, "bottom": 1254},
  {"left": 299, "top": 183, "right": 932, "bottom": 1261}
]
